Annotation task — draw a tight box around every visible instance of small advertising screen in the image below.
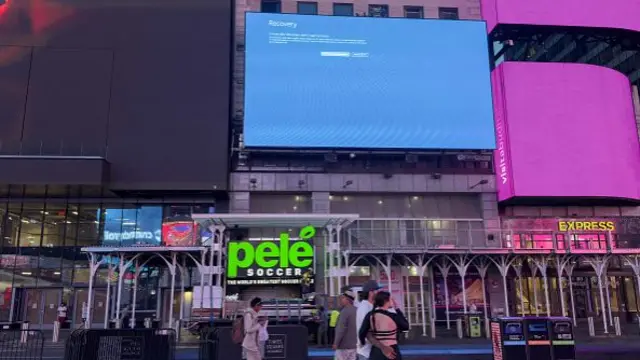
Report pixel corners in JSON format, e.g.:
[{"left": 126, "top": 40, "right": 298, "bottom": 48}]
[
  {"left": 244, "top": 13, "right": 495, "bottom": 150},
  {"left": 226, "top": 226, "right": 315, "bottom": 289},
  {"left": 102, "top": 206, "right": 162, "bottom": 246}
]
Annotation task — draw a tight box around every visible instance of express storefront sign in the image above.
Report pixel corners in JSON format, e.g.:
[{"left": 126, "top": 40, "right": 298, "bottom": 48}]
[
  {"left": 226, "top": 226, "right": 315, "bottom": 286},
  {"left": 557, "top": 221, "right": 615, "bottom": 232},
  {"left": 502, "top": 218, "right": 619, "bottom": 233}
]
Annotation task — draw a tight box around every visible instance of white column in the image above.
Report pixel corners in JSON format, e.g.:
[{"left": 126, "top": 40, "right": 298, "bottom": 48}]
[
  {"left": 209, "top": 228, "right": 220, "bottom": 316},
  {"left": 448, "top": 254, "right": 476, "bottom": 315},
  {"left": 584, "top": 255, "right": 610, "bottom": 334},
  {"left": 475, "top": 257, "right": 491, "bottom": 338},
  {"left": 336, "top": 228, "right": 343, "bottom": 291},
  {"left": 104, "top": 263, "right": 113, "bottom": 329},
  {"left": 603, "top": 270, "right": 613, "bottom": 327},
  {"left": 428, "top": 265, "right": 437, "bottom": 338},
  {"left": 530, "top": 256, "right": 551, "bottom": 317},
  {"left": 131, "top": 258, "right": 140, "bottom": 328},
  {"left": 386, "top": 255, "right": 393, "bottom": 298},
  {"left": 169, "top": 252, "right": 177, "bottom": 327},
  {"left": 512, "top": 261, "right": 525, "bottom": 316},
  {"left": 327, "top": 226, "right": 336, "bottom": 296},
  {"left": 565, "top": 262, "right": 577, "bottom": 326},
  {"left": 489, "top": 255, "right": 516, "bottom": 317},
  {"left": 556, "top": 256, "right": 568, "bottom": 317},
  {"left": 115, "top": 253, "right": 127, "bottom": 321},
  {"left": 85, "top": 253, "right": 101, "bottom": 328},
  {"left": 528, "top": 260, "right": 540, "bottom": 317},
  {"left": 199, "top": 249, "right": 207, "bottom": 309},
  {"left": 179, "top": 257, "right": 187, "bottom": 322},
  {"left": 435, "top": 258, "right": 452, "bottom": 329}
]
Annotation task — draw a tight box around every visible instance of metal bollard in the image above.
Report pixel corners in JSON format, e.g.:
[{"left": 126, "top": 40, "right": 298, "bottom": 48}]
[
  {"left": 456, "top": 318, "right": 463, "bottom": 339},
  {"left": 587, "top": 316, "right": 595, "bottom": 337},
  {"left": 614, "top": 316, "right": 622, "bottom": 336},
  {"left": 485, "top": 319, "right": 491, "bottom": 339},
  {"left": 144, "top": 318, "right": 152, "bottom": 329},
  {"left": 20, "top": 322, "right": 29, "bottom": 343},
  {"left": 430, "top": 317, "right": 436, "bottom": 339},
  {"left": 115, "top": 319, "right": 122, "bottom": 329},
  {"left": 52, "top": 321, "right": 60, "bottom": 343}
]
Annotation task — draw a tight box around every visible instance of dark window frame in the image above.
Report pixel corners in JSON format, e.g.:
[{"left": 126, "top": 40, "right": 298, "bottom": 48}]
[
  {"left": 403, "top": 6, "right": 424, "bottom": 19},
  {"left": 333, "top": 2, "right": 354, "bottom": 16},
  {"left": 297, "top": 1, "right": 319, "bottom": 15},
  {"left": 438, "top": 7, "right": 459, "bottom": 20},
  {"left": 368, "top": 4, "right": 389, "bottom": 17},
  {"left": 261, "top": 0, "right": 282, "bottom": 13}
]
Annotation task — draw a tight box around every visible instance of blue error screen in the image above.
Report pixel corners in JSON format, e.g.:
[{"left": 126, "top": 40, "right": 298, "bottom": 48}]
[{"left": 243, "top": 13, "right": 496, "bottom": 150}]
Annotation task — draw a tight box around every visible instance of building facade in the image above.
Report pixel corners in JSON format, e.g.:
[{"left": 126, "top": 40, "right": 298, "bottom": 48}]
[{"left": 1, "top": 0, "right": 640, "bottom": 340}]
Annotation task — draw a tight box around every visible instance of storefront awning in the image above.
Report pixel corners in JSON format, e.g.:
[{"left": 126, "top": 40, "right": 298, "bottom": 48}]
[{"left": 191, "top": 213, "right": 359, "bottom": 229}]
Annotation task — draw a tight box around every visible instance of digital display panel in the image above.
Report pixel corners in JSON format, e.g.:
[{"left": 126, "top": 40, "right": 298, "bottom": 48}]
[
  {"left": 244, "top": 13, "right": 496, "bottom": 150},
  {"left": 102, "top": 206, "right": 162, "bottom": 246}
]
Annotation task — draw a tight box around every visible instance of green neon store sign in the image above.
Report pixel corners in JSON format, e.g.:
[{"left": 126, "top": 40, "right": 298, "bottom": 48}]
[{"left": 227, "top": 225, "right": 315, "bottom": 278}]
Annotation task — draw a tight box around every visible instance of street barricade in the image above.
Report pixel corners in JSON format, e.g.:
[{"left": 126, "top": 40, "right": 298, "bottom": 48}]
[
  {"left": 64, "top": 328, "right": 176, "bottom": 360},
  {"left": 199, "top": 324, "right": 308, "bottom": 360},
  {"left": 0, "top": 328, "right": 44, "bottom": 360}
]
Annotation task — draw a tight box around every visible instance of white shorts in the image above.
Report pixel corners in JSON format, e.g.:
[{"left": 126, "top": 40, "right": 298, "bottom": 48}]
[{"left": 335, "top": 349, "right": 357, "bottom": 360}]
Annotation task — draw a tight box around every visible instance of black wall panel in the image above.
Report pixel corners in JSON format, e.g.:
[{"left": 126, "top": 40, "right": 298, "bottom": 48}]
[{"left": 0, "top": 0, "right": 232, "bottom": 190}]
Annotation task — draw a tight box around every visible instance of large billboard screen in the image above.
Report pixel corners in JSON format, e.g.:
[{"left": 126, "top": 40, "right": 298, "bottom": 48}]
[
  {"left": 481, "top": 0, "right": 640, "bottom": 33},
  {"left": 492, "top": 62, "right": 640, "bottom": 202},
  {"left": 244, "top": 13, "right": 495, "bottom": 150}
]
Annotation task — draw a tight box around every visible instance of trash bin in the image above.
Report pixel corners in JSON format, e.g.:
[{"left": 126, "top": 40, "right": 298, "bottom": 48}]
[
  {"left": 524, "top": 317, "right": 552, "bottom": 360},
  {"left": 491, "top": 317, "right": 527, "bottom": 360},
  {"left": 549, "top": 317, "right": 575, "bottom": 360}
]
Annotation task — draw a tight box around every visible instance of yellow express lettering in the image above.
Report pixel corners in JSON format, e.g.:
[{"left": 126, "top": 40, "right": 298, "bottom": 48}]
[{"left": 557, "top": 221, "right": 615, "bottom": 232}]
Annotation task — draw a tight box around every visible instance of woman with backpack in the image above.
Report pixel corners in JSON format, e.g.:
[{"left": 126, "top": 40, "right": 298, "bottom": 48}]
[{"left": 232, "top": 297, "right": 265, "bottom": 360}]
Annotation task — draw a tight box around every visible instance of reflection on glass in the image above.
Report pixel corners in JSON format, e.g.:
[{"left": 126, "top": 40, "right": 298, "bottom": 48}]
[
  {"left": 18, "top": 203, "right": 45, "bottom": 247},
  {"left": 101, "top": 206, "right": 162, "bottom": 246}
]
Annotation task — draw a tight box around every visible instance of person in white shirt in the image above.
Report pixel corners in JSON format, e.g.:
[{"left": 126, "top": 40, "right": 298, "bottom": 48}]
[
  {"left": 258, "top": 317, "right": 269, "bottom": 358},
  {"left": 356, "top": 281, "right": 381, "bottom": 360},
  {"left": 57, "top": 302, "right": 68, "bottom": 324}
]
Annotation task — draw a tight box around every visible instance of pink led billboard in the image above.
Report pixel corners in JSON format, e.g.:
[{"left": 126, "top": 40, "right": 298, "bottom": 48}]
[
  {"left": 492, "top": 62, "right": 640, "bottom": 202},
  {"left": 481, "top": 0, "right": 640, "bottom": 33}
]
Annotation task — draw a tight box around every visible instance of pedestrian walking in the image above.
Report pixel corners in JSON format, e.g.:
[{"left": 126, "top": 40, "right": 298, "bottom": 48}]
[
  {"left": 333, "top": 289, "right": 358, "bottom": 360},
  {"left": 241, "top": 297, "right": 265, "bottom": 360}
]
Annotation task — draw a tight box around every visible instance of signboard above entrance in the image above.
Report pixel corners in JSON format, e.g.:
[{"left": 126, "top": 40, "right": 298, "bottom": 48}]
[{"left": 226, "top": 226, "right": 315, "bottom": 286}]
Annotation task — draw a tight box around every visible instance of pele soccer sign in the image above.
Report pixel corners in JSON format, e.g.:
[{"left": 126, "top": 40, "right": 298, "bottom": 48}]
[{"left": 226, "top": 226, "right": 315, "bottom": 285}]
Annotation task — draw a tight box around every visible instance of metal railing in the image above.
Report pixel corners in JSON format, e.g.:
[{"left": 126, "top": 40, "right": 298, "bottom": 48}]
[
  {"left": 0, "top": 328, "right": 44, "bottom": 360},
  {"left": 64, "top": 328, "right": 176, "bottom": 360},
  {"left": 343, "top": 227, "right": 639, "bottom": 253}
]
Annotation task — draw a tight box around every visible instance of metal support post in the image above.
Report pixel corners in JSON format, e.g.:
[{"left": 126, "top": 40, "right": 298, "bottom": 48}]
[
  {"left": 565, "top": 261, "right": 578, "bottom": 326},
  {"left": 489, "top": 255, "right": 516, "bottom": 317},
  {"left": 584, "top": 255, "right": 610, "bottom": 334},
  {"left": 512, "top": 260, "right": 524, "bottom": 316},
  {"left": 530, "top": 256, "right": 551, "bottom": 317},
  {"left": 475, "top": 257, "right": 491, "bottom": 338},
  {"left": 130, "top": 258, "right": 140, "bottom": 329},
  {"left": 435, "top": 257, "right": 452, "bottom": 329},
  {"left": 169, "top": 252, "right": 177, "bottom": 327},
  {"left": 448, "top": 254, "right": 476, "bottom": 315}
]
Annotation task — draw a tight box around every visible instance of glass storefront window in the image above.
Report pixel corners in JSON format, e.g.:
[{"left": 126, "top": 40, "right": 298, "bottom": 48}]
[
  {"left": 102, "top": 205, "right": 162, "bottom": 246},
  {"left": 42, "top": 203, "right": 68, "bottom": 247},
  {"left": 19, "top": 203, "right": 45, "bottom": 247},
  {"left": 76, "top": 204, "right": 100, "bottom": 247}
]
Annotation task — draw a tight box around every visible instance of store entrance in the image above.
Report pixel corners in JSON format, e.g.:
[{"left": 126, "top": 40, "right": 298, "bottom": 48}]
[{"left": 14, "top": 288, "right": 63, "bottom": 328}]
